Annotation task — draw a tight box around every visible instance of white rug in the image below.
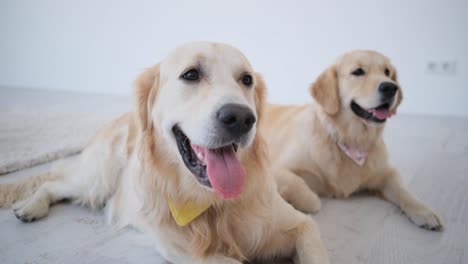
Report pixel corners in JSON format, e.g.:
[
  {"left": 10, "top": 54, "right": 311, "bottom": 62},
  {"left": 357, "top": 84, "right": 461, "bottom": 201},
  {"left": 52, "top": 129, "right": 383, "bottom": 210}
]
[{"left": 0, "top": 87, "right": 129, "bottom": 174}]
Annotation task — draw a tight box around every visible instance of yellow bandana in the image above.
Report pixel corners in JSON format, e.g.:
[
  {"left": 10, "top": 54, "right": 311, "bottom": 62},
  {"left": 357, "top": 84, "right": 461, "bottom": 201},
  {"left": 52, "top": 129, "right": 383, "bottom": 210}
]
[{"left": 168, "top": 199, "right": 212, "bottom": 226}]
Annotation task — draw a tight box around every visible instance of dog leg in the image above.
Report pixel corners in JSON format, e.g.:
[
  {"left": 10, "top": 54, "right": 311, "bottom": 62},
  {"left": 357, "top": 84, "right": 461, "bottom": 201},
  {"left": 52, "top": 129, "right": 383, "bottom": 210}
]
[
  {"left": 380, "top": 171, "right": 443, "bottom": 231},
  {"left": 292, "top": 217, "right": 329, "bottom": 264},
  {"left": 268, "top": 195, "right": 329, "bottom": 264},
  {"left": 276, "top": 169, "right": 321, "bottom": 213},
  {"left": 13, "top": 180, "right": 78, "bottom": 222}
]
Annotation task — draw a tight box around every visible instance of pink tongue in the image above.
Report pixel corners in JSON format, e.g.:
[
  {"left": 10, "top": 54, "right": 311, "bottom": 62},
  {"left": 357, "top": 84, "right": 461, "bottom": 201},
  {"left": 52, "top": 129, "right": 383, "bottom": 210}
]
[
  {"left": 369, "top": 108, "right": 393, "bottom": 120},
  {"left": 204, "top": 146, "right": 245, "bottom": 199}
]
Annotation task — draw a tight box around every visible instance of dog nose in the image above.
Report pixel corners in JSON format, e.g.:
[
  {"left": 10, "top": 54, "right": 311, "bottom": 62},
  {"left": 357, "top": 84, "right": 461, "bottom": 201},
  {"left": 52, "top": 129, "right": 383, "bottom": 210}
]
[
  {"left": 217, "top": 104, "right": 256, "bottom": 137},
  {"left": 378, "top": 82, "right": 398, "bottom": 99}
]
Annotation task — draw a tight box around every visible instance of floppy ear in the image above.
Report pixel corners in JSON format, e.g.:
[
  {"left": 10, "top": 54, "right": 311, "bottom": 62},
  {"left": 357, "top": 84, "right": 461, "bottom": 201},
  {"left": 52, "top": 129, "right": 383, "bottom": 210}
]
[
  {"left": 391, "top": 67, "right": 403, "bottom": 113},
  {"left": 249, "top": 73, "right": 267, "bottom": 166},
  {"left": 309, "top": 65, "right": 340, "bottom": 115},
  {"left": 253, "top": 73, "right": 267, "bottom": 124},
  {"left": 134, "top": 64, "right": 160, "bottom": 131},
  {"left": 390, "top": 67, "right": 398, "bottom": 83}
]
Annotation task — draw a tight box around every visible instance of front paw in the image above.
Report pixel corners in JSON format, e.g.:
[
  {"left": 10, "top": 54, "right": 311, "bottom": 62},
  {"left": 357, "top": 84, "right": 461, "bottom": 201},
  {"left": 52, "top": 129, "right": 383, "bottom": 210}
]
[
  {"left": 305, "top": 191, "right": 322, "bottom": 214},
  {"left": 295, "top": 189, "right": 321, "bottom": 214},
  {"left": 405, "top": 206, "right": 443, "bottom": 231},
  {"left": 13, "top": 198, "right": 49, "bottom": 223}
]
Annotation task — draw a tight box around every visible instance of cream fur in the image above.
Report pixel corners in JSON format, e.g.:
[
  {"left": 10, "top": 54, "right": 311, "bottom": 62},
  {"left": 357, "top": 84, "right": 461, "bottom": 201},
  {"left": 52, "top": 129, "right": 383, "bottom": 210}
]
[
  {"left": 262, "top": 50, "right": 443, "bottom": 231},
  {"left": 0, "top": 42, "right": 329, "bottom": 263}
]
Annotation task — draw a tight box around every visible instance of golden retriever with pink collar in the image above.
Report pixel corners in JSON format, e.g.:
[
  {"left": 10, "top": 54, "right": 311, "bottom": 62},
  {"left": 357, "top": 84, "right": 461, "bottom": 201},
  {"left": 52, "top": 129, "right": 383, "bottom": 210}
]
[{"left": 263, "top": 50, "right": 442, "bottom": 231}]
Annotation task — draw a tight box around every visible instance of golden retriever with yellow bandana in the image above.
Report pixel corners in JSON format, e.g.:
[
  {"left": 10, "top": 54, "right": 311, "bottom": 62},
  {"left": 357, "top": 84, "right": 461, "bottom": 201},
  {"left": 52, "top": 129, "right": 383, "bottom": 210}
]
[{"left": 0, "top": 42, "right": 329, "bottom": 263}]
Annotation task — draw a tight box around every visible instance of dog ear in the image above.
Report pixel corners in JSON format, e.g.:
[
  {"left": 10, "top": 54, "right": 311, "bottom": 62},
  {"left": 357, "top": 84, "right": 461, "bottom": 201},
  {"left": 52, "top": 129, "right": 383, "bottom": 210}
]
[
  {"left": 309, "top": 65, "right": 340, "bottom": 115},
  {"left": 390, "top": 67, "right": 398, "bottom": 83},
  {"left": 390, "top": 67, "right": 403, "bottom": 113},
  {"left": 250, "top": 73, "right": 268, "bottom": 166},
  {"left": 134, "top": 64, "right": 160, "bottom": 131},
  {"left": 253, "top": 73, "right": 267, "bottom": 124}
]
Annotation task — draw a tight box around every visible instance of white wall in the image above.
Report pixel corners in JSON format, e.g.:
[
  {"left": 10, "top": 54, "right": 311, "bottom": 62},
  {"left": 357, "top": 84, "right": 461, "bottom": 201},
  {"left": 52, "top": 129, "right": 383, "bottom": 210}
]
[{"left": 1, "top": 0, "right": 467, "bottom": 116}]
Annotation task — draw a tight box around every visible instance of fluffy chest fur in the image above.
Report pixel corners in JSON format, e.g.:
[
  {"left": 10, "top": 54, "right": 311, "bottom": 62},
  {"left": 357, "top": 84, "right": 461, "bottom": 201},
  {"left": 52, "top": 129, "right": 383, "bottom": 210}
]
[
  {"left": 304, "top": 138, "right": 389, "bottom": 198},
  {"left": 106, "top": 124, "right": 279, "bottom": 261},
  {"left": 263, "top": 103, "right": 391, "bottom": 198}
]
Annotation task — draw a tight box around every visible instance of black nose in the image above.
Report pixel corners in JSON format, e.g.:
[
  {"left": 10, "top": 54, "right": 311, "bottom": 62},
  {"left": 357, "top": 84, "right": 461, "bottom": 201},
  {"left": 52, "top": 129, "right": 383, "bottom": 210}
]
[
  {"left": 217, "top": 104, "right": 256, "bottom": 137},
  {"left": 378, "top": 82, "right": 398, "bottom": 99}
]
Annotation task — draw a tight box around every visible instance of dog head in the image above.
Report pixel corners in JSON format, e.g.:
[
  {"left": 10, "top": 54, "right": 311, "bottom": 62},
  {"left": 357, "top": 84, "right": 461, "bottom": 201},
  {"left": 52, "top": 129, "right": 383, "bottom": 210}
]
[
  {"left": 134, "top": 42, "right": 265, "bottom": 199},
  {"left": 310, "top": 50, "right": 403, "bottom": 125}
]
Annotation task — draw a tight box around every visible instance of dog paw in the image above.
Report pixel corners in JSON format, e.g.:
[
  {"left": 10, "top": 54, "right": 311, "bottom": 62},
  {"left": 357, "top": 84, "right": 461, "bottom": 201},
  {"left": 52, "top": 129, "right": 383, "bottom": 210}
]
[
  {"left": 406, "top": 207, "right": 443, "bottom": 231},
  {"left": 13, "top": 198, "right": 49, "bottom": 223},
  {"left": 295, "top": 190, "right": 321, "bottom": 214},
  {"left": 307, "top": 191, "right": 322, "bottom": 214}
]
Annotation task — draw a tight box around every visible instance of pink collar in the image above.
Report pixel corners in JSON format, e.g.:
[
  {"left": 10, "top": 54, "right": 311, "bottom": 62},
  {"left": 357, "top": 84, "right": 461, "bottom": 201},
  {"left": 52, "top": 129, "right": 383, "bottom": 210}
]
[{"left": 337, "top": 142, "right": 369, "bottom": 166}]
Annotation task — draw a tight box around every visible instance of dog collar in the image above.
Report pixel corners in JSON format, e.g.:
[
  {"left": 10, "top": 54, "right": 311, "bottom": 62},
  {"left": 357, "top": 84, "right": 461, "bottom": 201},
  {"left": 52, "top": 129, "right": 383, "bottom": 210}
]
[
  {"left": 337, "top": 142, "right": 368, "bottom": 166},
  {"left": 168, "top": 199, "right": 212, "bottom": 226}
]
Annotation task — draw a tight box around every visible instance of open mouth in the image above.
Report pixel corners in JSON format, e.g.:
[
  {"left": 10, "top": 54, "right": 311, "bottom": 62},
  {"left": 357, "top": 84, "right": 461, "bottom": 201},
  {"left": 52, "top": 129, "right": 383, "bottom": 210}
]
[
  {"left": 172, "top": 125, "right": 245, "bottom": 199},
  {"left": 350, "top": 101, "right": 393, "bottom": 123}
]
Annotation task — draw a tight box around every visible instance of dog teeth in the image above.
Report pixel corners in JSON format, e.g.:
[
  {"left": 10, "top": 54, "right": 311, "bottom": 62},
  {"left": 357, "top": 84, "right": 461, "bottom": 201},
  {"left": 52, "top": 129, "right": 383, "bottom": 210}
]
[{"left": 196, "top": 152, "right": 204, "bottom": 160}]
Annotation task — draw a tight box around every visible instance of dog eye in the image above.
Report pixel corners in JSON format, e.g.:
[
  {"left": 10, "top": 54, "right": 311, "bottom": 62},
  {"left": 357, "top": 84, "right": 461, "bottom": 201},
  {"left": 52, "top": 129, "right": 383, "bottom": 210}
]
[
  {"left": 384, "top": 68, "right": 390, "bottom": 76},
  {"left": 241, "top": 74, "right": 253, "bottom": 86},
  {"left": 181, "top": 69, "right": 200, "bottom": 81},
  {"left": 351, "top": 68, "right": 365, "bottom": 76}
]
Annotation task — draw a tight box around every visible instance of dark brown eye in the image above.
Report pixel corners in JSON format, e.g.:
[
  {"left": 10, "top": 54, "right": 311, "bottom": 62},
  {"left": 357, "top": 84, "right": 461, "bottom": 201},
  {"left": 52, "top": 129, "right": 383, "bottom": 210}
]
[
  {"left": 351, "top": 68, "right": 365, "bottom": 76},
  {"left": 241, "top": 74, "right": 253, "bottom": 86},
  {"left": 384, "top": 68, "right": 390, "bottom": 76},
  {"left": 181, "top": 69, "right": 200, "bottom": 81}
]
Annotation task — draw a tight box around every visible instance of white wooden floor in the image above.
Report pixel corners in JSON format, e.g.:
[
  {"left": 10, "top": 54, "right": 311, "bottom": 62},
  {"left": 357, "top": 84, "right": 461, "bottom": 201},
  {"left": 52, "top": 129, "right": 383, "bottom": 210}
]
[{"left": 1, "top": 95, "right": 467, "bottom": 263}]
